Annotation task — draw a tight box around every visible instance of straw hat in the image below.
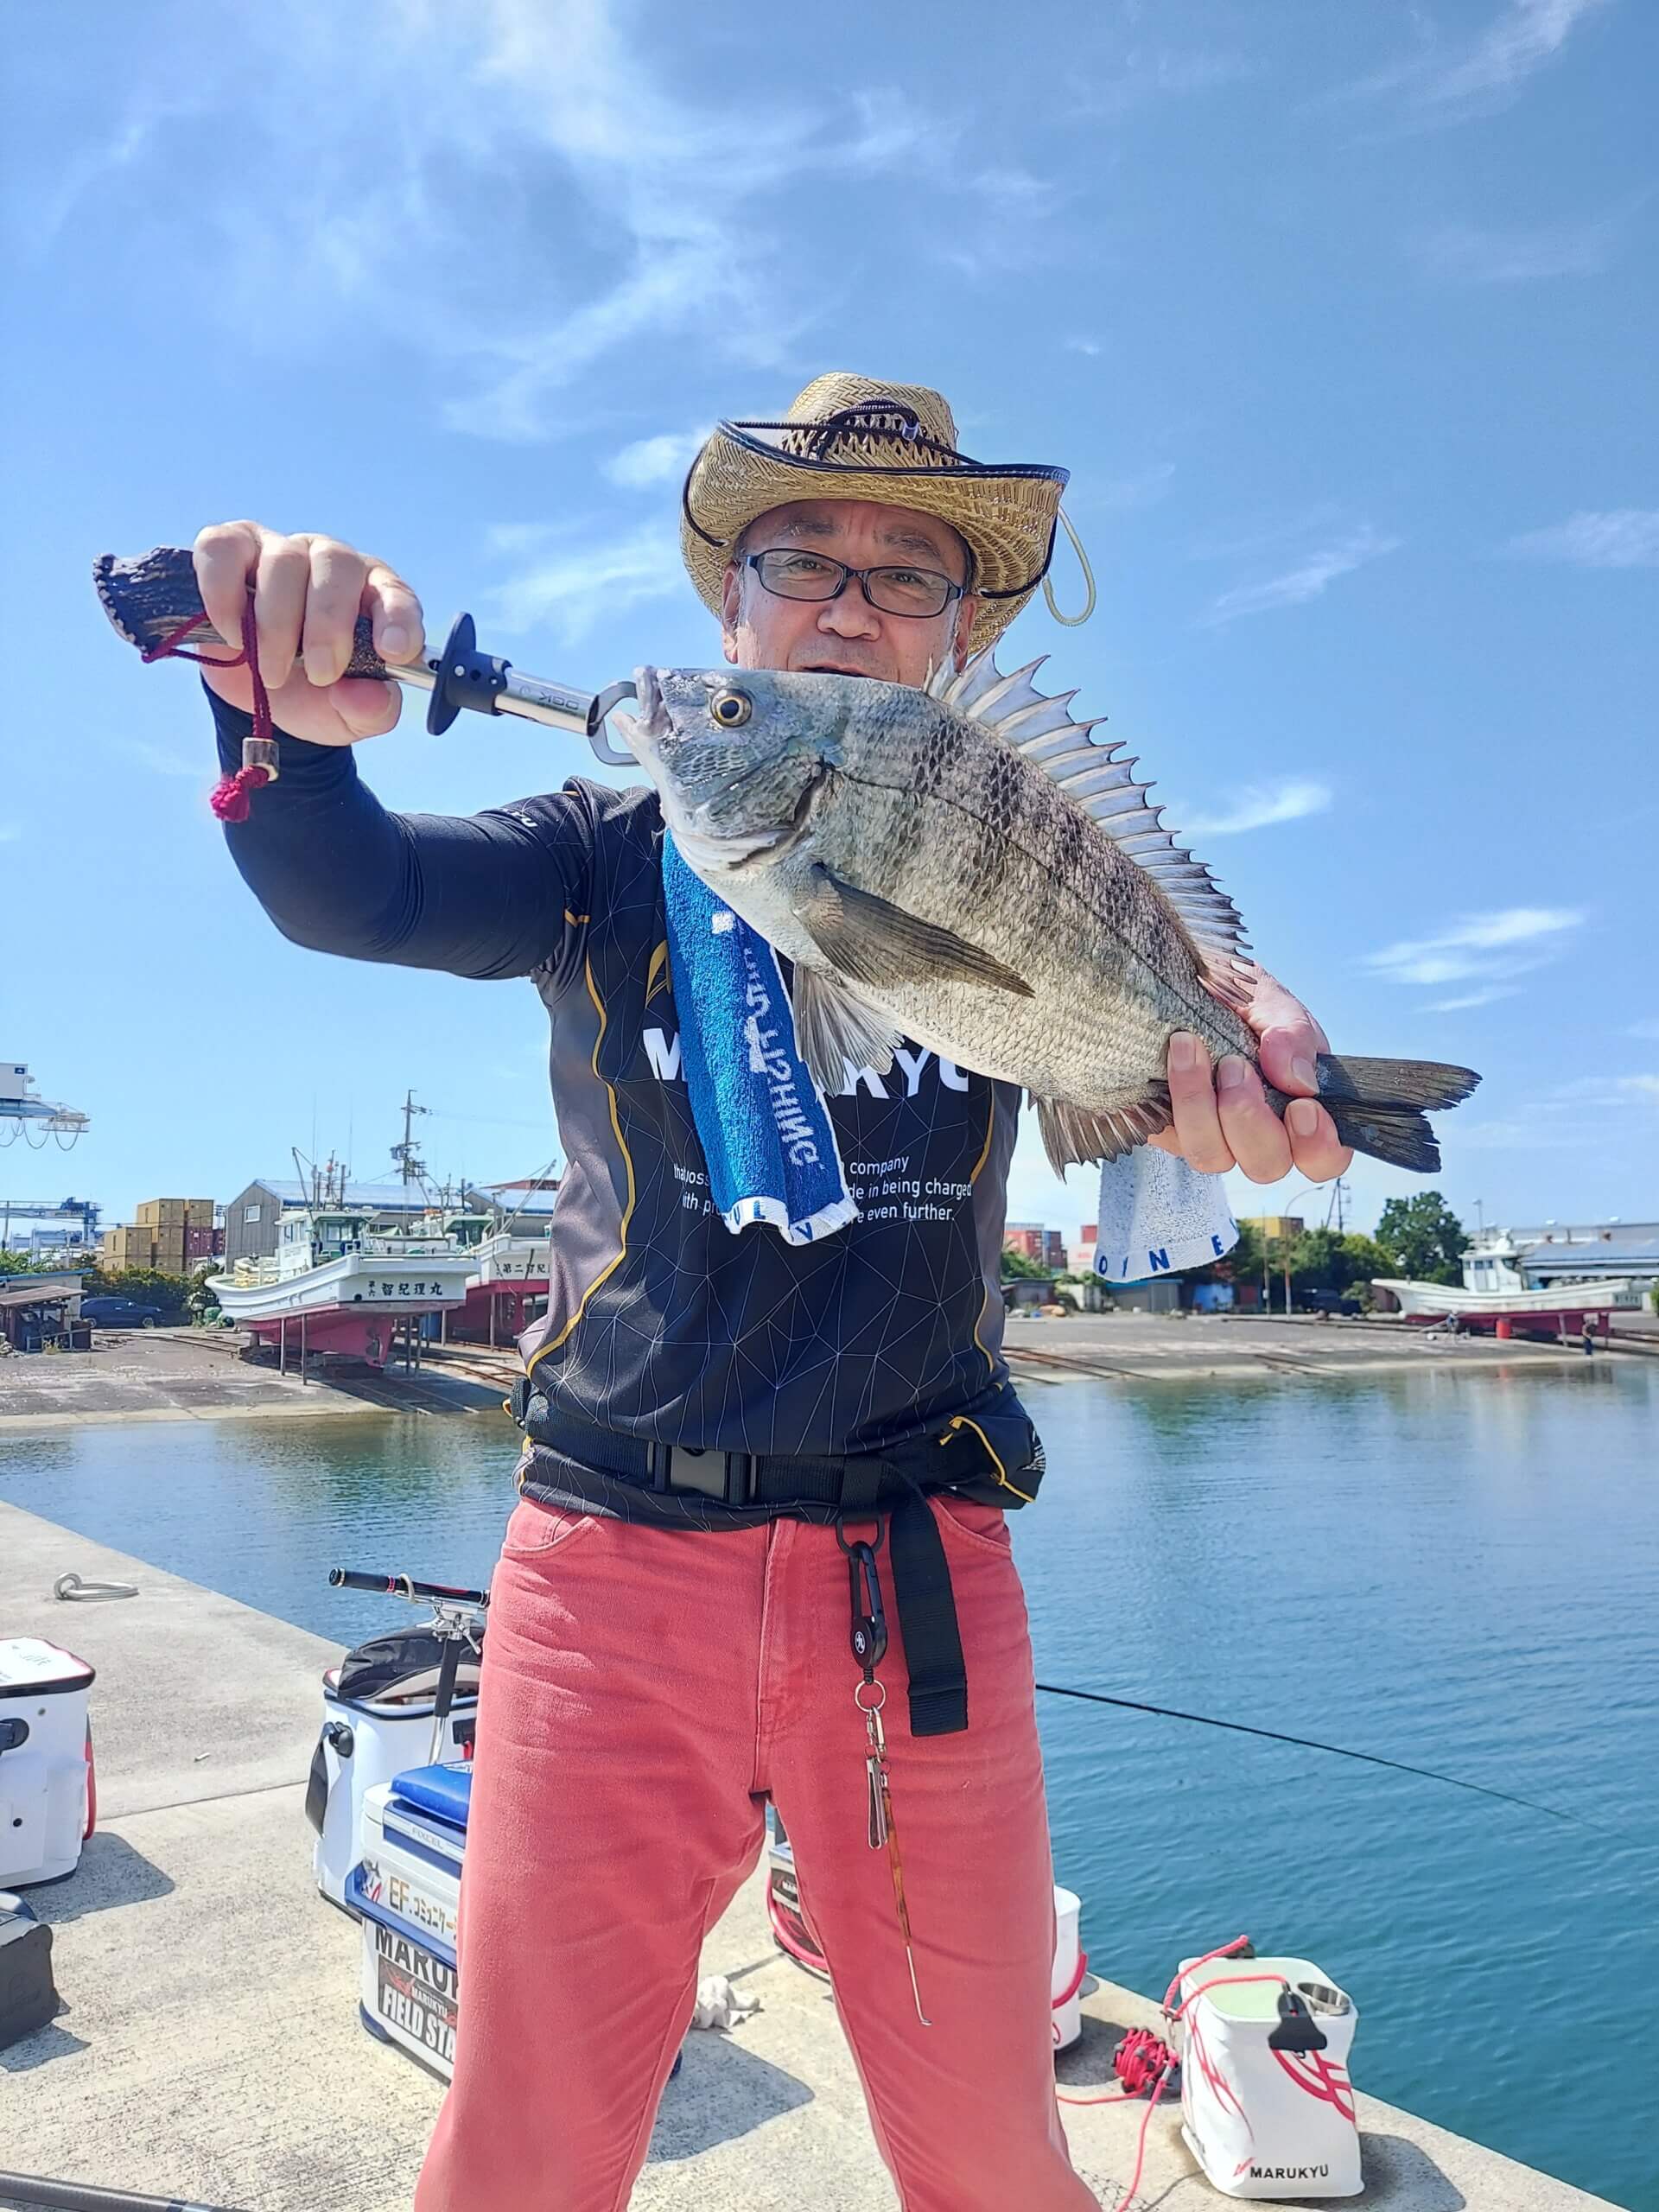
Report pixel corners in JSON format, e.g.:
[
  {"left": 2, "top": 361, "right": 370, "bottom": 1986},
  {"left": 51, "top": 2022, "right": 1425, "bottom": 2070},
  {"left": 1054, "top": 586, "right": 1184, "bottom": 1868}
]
[{"left": 680, "top": 372, "right": 1071, "bottom": 652}]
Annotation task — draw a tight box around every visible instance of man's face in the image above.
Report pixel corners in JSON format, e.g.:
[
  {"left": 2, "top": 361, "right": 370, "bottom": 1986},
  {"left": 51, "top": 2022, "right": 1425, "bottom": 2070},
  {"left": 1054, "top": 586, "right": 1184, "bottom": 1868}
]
[{"left": 720, "top": 499, "right": 979, "bottom": 686}]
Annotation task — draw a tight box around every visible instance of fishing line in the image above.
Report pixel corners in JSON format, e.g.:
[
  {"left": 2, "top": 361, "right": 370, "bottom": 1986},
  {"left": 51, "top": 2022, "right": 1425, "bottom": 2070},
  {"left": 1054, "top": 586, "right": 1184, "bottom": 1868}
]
[{"left": 1033, "top": 1681, "right": 1592, "bottom": 1827}]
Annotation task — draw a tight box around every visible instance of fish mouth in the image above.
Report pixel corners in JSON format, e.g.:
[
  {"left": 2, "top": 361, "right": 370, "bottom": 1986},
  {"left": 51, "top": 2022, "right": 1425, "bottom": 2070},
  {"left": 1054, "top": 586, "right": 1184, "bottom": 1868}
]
[{"left": 630, "top": 665, "right": 671, "bottom": 746}]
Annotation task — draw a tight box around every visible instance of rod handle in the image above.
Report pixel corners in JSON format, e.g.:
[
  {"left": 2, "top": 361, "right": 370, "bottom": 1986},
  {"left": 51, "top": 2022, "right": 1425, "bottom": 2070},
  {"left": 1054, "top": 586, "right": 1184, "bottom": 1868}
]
[{"left": 92, "top": 546, "right": 389, "bottom": 679}]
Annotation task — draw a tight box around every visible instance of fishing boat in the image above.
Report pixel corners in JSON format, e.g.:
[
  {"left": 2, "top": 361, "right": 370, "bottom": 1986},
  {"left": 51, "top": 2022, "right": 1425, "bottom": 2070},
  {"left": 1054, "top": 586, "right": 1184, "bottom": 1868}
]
[
  {"left": 446, "top": 1179, "right": 558, "bottom": 1344},
  {"left": 1370, "top": 1276, "right": 1644, "bottom": 1332},
  {"left": 207, "top": 1204, "right": 480, "bottom": 1366}
]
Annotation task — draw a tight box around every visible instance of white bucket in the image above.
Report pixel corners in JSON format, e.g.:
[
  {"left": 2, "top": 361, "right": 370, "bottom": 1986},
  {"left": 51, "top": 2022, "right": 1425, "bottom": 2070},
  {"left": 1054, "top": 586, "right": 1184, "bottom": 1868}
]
[{"left": 1052, "top": 1884, "right": 1084, "bottom": 2049}]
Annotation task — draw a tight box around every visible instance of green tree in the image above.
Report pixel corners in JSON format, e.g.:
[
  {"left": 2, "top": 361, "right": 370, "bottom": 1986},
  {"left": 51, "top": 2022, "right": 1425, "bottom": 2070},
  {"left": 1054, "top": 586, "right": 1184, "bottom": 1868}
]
[
  {"left": 0, "top": 1256, "right": 200, "bottom": 1310},
  {"left": 1338, "top": 1235, "right": 1390, "bottom": 1309},
  {"left": 1001, "top": 1248, "right": 1050, "bottom": 1280},
  {"left": 1375, "top": 1192, "right": 1467, "bottom": 1285},
  {"left": 1287, "top": 1225, "right": 1347, "bottom": 1295}
]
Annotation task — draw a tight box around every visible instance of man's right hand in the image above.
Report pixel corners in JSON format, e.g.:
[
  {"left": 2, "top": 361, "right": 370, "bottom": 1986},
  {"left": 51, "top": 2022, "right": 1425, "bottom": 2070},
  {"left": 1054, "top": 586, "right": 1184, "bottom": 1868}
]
[{"left": 193, "top": 521, "right": 425, "bottom": 747}]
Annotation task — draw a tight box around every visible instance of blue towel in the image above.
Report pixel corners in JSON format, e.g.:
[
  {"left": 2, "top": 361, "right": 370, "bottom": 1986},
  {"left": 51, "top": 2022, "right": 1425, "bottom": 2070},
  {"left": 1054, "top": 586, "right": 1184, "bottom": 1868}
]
[{"left": 663, "top": 835, "right": 860, "bottom": 1246}]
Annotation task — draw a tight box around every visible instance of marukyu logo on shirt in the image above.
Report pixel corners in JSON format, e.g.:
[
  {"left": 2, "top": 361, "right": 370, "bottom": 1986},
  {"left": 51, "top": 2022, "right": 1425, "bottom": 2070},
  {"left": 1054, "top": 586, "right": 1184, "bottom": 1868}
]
[{"left": 639, "top": 1026, "right": 973, "bottom": 1100}]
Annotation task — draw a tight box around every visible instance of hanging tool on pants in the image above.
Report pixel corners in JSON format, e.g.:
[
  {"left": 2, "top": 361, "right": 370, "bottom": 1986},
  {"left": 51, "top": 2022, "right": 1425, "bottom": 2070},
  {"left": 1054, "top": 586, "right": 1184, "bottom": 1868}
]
[{"left": 839, "top": 1518, "right": 931, "bottom": 2026}]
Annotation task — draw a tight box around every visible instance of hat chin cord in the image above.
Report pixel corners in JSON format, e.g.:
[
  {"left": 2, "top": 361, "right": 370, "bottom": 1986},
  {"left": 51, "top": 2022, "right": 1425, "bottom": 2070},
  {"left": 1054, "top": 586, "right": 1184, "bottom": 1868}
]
[{"left": 1043, "top": 506, "right": 1096, "bottom": 628}]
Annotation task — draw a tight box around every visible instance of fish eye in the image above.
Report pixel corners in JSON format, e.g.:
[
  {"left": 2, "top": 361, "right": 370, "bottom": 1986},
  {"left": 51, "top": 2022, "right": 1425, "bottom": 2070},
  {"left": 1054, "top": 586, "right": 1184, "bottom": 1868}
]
[{"left": 709, "top": 688, "right": 753, "bottom": 728}]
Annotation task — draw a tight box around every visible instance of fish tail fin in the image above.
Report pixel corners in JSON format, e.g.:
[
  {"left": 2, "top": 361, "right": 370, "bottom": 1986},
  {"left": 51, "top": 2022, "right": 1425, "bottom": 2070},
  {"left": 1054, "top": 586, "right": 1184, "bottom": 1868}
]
[
  {"left": 1315, "top": 1054, "right": 1481, "bottom": 1112},
  {"left": 1323, "top": 1103, "right": 1441, "bottom": 1173},
  {"left": 1313, "top": 1054, "right": 1481, "bottom": 1173}
]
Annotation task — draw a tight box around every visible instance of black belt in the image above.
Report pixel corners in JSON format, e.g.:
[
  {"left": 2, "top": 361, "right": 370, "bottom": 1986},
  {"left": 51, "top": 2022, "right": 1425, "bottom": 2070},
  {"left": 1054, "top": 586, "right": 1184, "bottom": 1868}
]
[{"left": 506, "top": 1386, "right": 982, "bottom": 1737}]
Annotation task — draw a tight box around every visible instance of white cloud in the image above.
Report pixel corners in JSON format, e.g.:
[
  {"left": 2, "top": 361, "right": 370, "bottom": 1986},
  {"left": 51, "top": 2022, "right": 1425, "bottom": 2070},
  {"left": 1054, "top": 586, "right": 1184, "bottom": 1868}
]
[
  {"left": 69, "top": 4, "right": 964, "bottom": 442},
  {"left": 1505, "top": 510, "right": 1659, "bottom": 569},
  {"left": 1423, "top": 0, "right": 1611, "bottom": 109},
  {"left": 1065, "top": 337, "right": 1103, "bottom": 357},
  {"left": 1366, "top": 906, "right": 1584, "bottom": 988},
  {"left": 1205, "top": 528, "right": 1399, "bottom": 625},
  {"left": 604, "top": 426, "right": 712, "bottom": 490},
  {"left": 1095, "top": 462, "right": 1177, "bottom": 512},
  {"left": 1179, "top": 780, "right": 1332, "bottom": 838},
  {"left": 1452, "top": 1117, "right": 1580, "bottom": 1151},
  {"left": 1072, "top": 46, "right": 1259, "bottom": 119},
  {"left": 1425, "top": 986, "right": 1522, "bottom": 1012},
  {"left": 115, "top": 740, "right": 207, "bottom": 780},
  {"left": 1417, "top": 210, "right": 1628, "bottom": 283},
  {"left": 1329, "top": 0, "right": 1611, "bottom": 124},
  {"left": 1627, "top": 1018, "right": 1659, "bottom": 1041},
  {"left": 483, "top": 519, "right": 686, "bottom": 645},
  {"left": 1551, "top": 1073, "right": 1659, "bottom": 1108}
]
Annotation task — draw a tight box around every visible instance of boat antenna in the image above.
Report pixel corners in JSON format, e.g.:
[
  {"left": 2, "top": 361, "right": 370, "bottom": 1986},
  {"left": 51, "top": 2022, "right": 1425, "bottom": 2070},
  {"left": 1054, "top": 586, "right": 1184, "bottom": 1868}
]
[{"left": 290, "top": 1147, "right": 321, "bottom": 1239}]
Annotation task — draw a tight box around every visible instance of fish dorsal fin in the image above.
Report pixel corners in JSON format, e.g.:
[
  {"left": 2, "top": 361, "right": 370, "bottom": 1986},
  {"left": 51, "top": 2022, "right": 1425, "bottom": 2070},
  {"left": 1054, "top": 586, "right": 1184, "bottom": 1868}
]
[{"left": 929, "top": 649, "right": 1251, "bottom": 968}]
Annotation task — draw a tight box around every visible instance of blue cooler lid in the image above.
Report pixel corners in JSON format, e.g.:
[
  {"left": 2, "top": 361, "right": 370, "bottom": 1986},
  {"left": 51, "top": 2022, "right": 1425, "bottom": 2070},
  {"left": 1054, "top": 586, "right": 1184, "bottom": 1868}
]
[{"left": 390, "top": 1761, "right": 473, "bottom": 1834}]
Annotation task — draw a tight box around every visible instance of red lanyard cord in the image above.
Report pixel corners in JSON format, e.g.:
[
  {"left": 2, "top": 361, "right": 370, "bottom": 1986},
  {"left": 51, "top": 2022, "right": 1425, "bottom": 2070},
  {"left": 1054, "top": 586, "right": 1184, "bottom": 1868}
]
[{"left": 142, "top": 588, "right": 276, "bottom": 823}]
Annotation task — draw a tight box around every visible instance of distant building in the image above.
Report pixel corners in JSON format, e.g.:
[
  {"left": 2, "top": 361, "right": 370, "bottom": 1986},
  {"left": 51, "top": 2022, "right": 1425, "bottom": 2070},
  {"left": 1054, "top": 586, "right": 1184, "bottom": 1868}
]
[
  {"left": 479, "top": 1176, "right": 561, "bottom": 1222},
  {"left": 1462, "top": 1221, "right": 1659, "bottom": 1297},
  {"left": 1004, "top": 1222, "right": 1067, "bottom": 1270},
  {"left": 1066, "top": 1223, "right": 1098, "bottom": 1274},
  {"left": 101, "top": 1198, "right": 217, "bottom": 1275},
  {"left": 1240, "top": 1215, "right": 1305, "bottom": 1243}
]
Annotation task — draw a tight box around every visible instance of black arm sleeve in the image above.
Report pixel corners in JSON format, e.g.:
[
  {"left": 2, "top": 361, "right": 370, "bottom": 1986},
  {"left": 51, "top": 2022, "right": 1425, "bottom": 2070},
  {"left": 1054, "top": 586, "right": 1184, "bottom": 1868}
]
[{"left": 207, "top": 680, "right": 592, "bottom": 982}]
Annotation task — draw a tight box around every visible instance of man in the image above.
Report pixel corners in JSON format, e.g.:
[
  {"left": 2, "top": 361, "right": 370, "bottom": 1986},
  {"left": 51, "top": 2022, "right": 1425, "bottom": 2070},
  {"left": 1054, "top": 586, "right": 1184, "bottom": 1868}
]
[{"left": 197, "top": 375, "right": 1347, "bottom": 2212}]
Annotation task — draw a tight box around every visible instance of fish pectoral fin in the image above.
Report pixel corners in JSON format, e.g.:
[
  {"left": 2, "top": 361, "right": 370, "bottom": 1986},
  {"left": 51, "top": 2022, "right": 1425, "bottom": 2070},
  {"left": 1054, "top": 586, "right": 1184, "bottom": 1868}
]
[
  {"left": 795, "top": 864, "right": 1033, "bottom": 997},
  {"left": 790, "top": 968, "right": 902, "bottom": 1093},
  {"left": 1033, "top": 1091, "right": 1173, "bottom": 1174}
]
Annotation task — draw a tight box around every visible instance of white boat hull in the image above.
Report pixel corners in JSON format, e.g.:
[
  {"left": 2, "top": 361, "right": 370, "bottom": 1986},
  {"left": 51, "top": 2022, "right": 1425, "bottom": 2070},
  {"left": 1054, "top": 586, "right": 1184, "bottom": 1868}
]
[
  {"left": 208, "top": 1248, "right": 476, "bottom": 1324},
  {"left": 1372, "top": 1277, "right": 1643, "bottom": 1324}
]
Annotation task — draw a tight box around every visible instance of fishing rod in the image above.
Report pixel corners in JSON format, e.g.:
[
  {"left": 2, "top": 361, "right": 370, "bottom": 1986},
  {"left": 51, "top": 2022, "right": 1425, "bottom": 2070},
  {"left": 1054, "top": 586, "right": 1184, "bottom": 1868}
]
[
  {"left": 1033, "top": 1681, "right": 1592, "bottom": 1828},
  {"left": 92, "top": 545, "right": 638, "bottom": 766},
  {"left": 0, "top": 2174, "right": 246, "bottom": 2212}
]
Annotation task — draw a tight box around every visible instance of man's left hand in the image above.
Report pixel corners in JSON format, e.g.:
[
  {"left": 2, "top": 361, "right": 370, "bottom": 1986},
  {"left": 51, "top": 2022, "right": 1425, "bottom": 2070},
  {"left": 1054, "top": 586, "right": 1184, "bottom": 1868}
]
[{"left": 1149, "top": 967, "right": 1354, "bottom": 1185}]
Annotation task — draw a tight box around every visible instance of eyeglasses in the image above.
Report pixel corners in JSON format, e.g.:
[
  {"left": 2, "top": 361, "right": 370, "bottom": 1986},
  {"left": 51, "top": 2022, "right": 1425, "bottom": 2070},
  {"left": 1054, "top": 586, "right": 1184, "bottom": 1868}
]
[{"left": 744, "top": 548, "right": 966, "bottom": 620}]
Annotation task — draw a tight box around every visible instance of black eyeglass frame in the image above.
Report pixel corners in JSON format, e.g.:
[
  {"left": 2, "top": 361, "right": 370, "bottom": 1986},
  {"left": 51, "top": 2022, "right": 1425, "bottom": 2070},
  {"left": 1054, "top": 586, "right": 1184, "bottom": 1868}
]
[{"left": 743, "top": 549, "right": 968, "bottom": 620}]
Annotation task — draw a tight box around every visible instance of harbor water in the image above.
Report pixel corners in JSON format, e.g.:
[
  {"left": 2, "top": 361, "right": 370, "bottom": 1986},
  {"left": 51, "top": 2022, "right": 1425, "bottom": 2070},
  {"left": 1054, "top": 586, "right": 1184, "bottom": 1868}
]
[{"left": 2, "top": 1358, "right": 1653, "bottom": 2209}]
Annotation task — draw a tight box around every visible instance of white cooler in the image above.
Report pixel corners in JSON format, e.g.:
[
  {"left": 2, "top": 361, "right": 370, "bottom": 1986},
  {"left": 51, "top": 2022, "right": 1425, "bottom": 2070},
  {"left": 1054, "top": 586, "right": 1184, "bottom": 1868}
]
[
  {"left": 308, "top": 1626, "right": 480, "bottom": 1914},
  {"left": 0, "top": 1638, "right": 97, "bottom": 1888},
  {"left": 348, "top": 1764, "right": 469, "bottom": 2079}
]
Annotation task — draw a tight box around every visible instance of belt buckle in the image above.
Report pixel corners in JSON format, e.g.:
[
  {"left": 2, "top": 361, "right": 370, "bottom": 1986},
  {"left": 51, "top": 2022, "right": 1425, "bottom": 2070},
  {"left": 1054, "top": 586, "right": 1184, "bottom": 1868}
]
[{"left": 653, "top": 1445, "right": 754, "bottom": 1506}]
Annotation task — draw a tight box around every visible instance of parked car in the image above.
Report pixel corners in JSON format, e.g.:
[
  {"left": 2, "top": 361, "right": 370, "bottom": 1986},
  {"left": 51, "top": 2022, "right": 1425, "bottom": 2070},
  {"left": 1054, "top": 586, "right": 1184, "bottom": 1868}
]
[
  {"left": 79, "top": 1295, "right": 175, "bottom": 1330},
  {"left": 1294, "top": 1288, "right": 1363, "bottom": 1318}
]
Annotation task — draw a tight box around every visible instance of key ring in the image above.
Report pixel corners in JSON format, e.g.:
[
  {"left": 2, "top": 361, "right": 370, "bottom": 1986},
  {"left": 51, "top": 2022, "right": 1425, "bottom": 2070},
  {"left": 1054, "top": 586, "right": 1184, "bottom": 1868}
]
[{"left": 855, "top": 1678, "right": 887, "bottom": 1713}]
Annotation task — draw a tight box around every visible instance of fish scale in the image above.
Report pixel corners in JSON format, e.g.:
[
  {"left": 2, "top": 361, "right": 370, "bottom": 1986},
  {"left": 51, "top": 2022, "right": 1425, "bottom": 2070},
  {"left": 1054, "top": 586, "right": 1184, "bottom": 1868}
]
[{"left": 615, "top": 655, "right": 1478, "bottom": 1173}]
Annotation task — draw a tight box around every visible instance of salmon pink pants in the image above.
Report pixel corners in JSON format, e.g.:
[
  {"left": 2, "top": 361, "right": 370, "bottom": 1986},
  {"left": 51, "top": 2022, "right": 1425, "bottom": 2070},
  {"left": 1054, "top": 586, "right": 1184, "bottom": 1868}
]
[{"left": 413, "top": 1491, "right": 1096, "bottom": 2212}]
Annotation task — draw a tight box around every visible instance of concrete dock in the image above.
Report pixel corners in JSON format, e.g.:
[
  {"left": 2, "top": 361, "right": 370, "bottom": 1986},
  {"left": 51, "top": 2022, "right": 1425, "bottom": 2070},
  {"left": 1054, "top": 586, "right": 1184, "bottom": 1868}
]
[
  {"left": 0, "top": 1501, "right": 1624, "bottom": 2210},
  {"left": 0, "top": 1328, "right": 505, "bottom": 1428}
]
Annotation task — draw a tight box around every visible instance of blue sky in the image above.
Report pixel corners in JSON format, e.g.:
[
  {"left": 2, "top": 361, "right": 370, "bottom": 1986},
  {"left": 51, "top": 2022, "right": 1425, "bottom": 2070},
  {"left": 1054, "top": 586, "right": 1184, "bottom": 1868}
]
[{"left": 3, "top": 0, "right": 1653, "bottom": 1243}]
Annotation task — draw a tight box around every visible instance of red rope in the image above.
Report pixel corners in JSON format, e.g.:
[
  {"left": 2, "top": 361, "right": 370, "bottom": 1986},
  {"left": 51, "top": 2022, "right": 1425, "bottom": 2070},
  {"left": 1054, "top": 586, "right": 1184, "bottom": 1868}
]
[{"left": 143, "top": 588, "right": 275, "bottom": 822}]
